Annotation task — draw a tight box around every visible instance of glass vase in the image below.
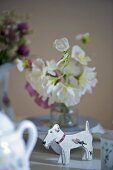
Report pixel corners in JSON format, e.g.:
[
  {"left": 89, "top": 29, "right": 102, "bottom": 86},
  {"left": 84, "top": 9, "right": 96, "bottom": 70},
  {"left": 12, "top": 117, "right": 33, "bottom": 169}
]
[
  {"left": 50, "top": 103, "right": 78, "bottom": 128},
  {"left": 0, "top": 63, "right": 14, "bottom": 120}
]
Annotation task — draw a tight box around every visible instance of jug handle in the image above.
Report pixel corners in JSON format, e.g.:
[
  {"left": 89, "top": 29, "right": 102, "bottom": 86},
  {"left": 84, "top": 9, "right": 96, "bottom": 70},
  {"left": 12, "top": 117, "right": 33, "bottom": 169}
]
[{"left": 18, "top": 120, "right": 38, "bottom": 160}]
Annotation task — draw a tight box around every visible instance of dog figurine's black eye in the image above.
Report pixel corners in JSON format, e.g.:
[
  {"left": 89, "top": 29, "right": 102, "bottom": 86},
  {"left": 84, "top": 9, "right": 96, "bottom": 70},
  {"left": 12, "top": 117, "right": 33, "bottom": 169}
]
[{"left": 50, "top": 131, "right": 53, "bottom": 133}]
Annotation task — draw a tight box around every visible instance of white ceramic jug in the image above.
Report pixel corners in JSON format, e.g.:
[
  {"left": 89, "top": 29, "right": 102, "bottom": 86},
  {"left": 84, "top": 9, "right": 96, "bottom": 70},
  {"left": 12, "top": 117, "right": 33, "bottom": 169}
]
[
  {"left": 0, "top": 63, "right": 14, "bottom": 120},
  {"left": 0, "top": 111, "right": 38, "bottom": 170}
]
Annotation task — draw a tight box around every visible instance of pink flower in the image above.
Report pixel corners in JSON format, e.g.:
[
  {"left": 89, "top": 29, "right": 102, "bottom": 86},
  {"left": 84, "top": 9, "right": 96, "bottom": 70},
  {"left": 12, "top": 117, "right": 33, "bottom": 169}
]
[
  {"left": 25, "top": 82, "right": 52, "bottom": 109},
  {"left": 34, "top": 95, "right": 51, "bottom": 109},
  {"left": 26, "top": 58, "right": 32, "bottom": 68},
  {"left": 25, "top": 82, "right": 37, "bottom": 96}
]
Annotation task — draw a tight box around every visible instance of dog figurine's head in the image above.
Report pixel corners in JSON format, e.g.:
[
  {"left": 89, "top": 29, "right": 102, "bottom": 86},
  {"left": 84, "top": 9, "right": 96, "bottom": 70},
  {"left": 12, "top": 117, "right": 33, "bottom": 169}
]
[{"left": 43, "top": 124, "right": 64, "bottom": 149}]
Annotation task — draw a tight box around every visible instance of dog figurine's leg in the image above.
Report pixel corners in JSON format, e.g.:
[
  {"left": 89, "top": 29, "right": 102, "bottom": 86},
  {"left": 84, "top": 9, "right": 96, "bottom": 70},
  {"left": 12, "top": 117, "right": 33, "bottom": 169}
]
[
  {"left": 58, "top": 154, "right": 62, "bottom": 164},
  {"left": 60, "top": 149, "right": 66, "bottom": 165},
  {"left": 82, "top": 147, "right": 93, "bottom": 160},
  {"left": 63, "top": 149, "right": 70, "bottom": 165},
  {"left": 58, "top": 147, "right": 70, "bottom": 165},
  {"left": 86, "top": 145, "right": 93, "bottom": 160},
  {"left": 88, "top": 148, "right": 93, "bottom": 160},
  {"left": 82, "top": 147, "right": 89, "bottom": 160}
]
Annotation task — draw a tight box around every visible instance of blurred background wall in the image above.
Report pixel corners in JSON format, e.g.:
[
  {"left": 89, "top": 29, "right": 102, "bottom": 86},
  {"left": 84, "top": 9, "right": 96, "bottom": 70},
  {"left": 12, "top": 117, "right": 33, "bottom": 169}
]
[{"left": 0, "top": 0, "right": 113, "bottom": 128}]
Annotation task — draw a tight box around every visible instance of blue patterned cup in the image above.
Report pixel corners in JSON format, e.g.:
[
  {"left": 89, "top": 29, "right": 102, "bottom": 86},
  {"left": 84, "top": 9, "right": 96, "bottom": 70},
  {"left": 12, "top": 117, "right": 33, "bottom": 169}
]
[{"left": 101, "top": 132, "right": 113, "bottom": 170}]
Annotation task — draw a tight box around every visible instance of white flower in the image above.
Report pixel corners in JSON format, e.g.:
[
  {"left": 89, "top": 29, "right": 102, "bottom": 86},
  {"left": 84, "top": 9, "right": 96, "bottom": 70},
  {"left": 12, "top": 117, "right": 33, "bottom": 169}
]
[
  {"left": 16, "top": 59, "right": 24, "bottom": 72},
  {"left": 32, "top": 58, "right": 45, "bottom": 72},
  {"left": 32, "top": 58, "right": 57, "bottom": 76},
  {"left": 76, "top": 33, "right": 90, "bottom": 44},
  {"left": 26, "top": 58, "right": 48, "bottom": 98},
  {"left": 47, "top": 84, "right": 60, "bottom": 105},
  {"left": 48, "top": 82, "right": 80, "bottom": 106},
  {"left": 56, "top": 83, "right": 80, "bottom": 106},
  {"left": 27, "top": 59, "right": 58, "bottom": 102},
  {"left": 62, "top": 59, "right": 82, "bottom": 76},
  {"left": 78, "top": 66, "right": 97, "bottom": 95},
  {"left": 26, "top": 56, "right": 97, "bottom": 107},
  {"left": 53, "top": 37, "right": 69, "bottom": 52},
  {"left": 72, "top": 45, "right": 91, "bottom": 65},
  {"left": 76, "top": 32, "right": 90, "bottom": 40},
  {"left": 68, "top": 76, "right": 78, "bottom": 88},
  {"left": 45, "top": 79, "right": 81, "bottom": 106},
  {"left": 26, "top": 70, "right": 49, "bottom": 99},
  {"left": 45, "top": 60, "right": 57, "bottom": 76}
]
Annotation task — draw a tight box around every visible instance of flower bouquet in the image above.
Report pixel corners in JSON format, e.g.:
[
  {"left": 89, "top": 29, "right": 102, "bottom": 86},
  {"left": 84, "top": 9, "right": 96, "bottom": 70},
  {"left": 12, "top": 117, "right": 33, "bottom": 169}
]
[
  {"left": 18, "top": 33, "right": 97, "bottom": 127},
  {"left": 0, "top": 10, "right": 32, "bottom": 119},
  {"left": 0, "top": 10, "right": 32, "bottom": 65}
]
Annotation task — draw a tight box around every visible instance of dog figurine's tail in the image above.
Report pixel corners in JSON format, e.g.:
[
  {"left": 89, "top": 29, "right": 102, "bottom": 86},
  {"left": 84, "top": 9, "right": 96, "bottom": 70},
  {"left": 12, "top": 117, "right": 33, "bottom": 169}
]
[{"left": 85, "top": 121, "right": 90, "bottom": 132}]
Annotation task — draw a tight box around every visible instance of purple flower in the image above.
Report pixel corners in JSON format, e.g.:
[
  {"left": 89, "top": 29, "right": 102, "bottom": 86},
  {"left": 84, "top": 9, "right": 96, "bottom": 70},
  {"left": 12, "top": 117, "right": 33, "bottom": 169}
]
[
  {"left": 17, "top": 22, "right": 29, "bottom": 34},
  {"left": 17, "top": 45, "right": 30, "bottom": 57}
]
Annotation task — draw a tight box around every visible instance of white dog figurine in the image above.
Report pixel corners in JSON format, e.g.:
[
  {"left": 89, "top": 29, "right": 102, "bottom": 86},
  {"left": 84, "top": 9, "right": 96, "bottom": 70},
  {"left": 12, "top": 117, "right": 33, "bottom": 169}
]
[{"left": 43, "top": 121, "right": 93, "bottom": 165}]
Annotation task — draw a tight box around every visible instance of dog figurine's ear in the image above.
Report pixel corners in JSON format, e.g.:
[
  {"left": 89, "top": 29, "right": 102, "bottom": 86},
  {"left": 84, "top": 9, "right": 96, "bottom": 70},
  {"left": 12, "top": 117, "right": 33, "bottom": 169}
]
[{"left": 54, "top": 124, "right": 60, "bottom": 132}]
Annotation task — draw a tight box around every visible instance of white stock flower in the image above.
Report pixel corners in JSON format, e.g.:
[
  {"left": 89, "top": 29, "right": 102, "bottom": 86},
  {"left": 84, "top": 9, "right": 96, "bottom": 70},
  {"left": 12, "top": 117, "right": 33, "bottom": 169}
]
[
  {"left": 56, "top": 83, "right": 80, "bottom": 106},
  {"left": 53, "top": 37, "right": 69, "bottom": 52},
  {"left": 27, "top": 70, "right": 49, "bottom": 99},
  {"left": 47, "top": 83, "right": 60, "bottom": 105},
  {"left": 32, "top": 58, "right": 45, "bottom": 72},
  {"left": 26, "top": 58, "right": 49, "bottom": 99},
  {"left": 32, "top": 58, "right": 57, "bottom": 75},
  {"left": 25, "top": 35, "right": 97, "bottom": 108},
  {"left": 72, "top": 45, "right": 91, "bottom": 65},
  {"left": 76, "top": 32, "right": 90, "bottom": 41},
  {"left": 78, "top": 66, "right": 97, "bottom": 95},
  {"left": 68, "top": 76, "right": 78, "bottom": 88},
  {"left": 16, "top": 59, "right": 24, "bottom": 72},
  {"left": 62, "top": 59, "right": 82, "bottom": 76},
  {"left": 45, "top": 60, "right": 57, "bottom": 76},
  {"left": 47, "top": 82, "right": 80, "bottom": 106}
]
